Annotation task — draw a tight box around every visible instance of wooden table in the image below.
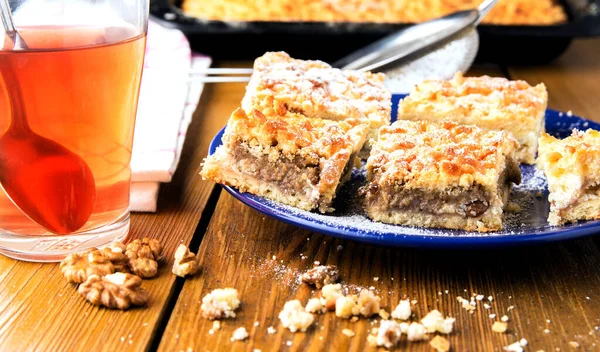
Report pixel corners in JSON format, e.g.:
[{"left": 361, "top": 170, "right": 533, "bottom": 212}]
[{"left": 2, "top": 39, "right": 600, "bottom": 352}]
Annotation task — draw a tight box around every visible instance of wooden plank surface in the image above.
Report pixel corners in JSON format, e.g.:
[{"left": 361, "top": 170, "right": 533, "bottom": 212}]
[
  {"left": 0, "top": 81, "right": 234, "bottom": 351},
  {"left": 158, "top": 42, "right": 600, "bottom": 352}
]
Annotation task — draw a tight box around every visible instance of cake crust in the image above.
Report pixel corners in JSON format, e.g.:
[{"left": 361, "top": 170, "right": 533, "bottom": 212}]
[
  {"left": 201, "top": 104, "right": 368, "bottom": 213},
  {"left": 241, "top": 52, "right": 391, "bottom": 151},
  {"left": 397, "top": 72, "right": 548, "bottom": 164},
  {"left": 363, "top": 120, "right": 521, "bottom": 232},
  {"left": 537, "top": 129, "right": 600, "bottom": 225}
]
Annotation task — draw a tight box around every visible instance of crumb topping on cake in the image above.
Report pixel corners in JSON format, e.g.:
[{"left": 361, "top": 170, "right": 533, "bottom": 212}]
[
  {"left": 225, "top": 104, "right": 367, "bottom": 161},
  {"left": 403, "top": 72, "right": 547, "bottom": 117},
  {"left": 368, "top": 120, "right": 519, "bottom": 190},
  {"left": 397, "top": 72, "right": 547, "bottom": 164},
  {"left": 242, "top": 52, "right": 391, "bottom": 130},
  {"left": 538, "top": 129, "right": 600, "bottom": 183},
  {"left": 537, "top": 129, "right": 600, "bottom": 224}
]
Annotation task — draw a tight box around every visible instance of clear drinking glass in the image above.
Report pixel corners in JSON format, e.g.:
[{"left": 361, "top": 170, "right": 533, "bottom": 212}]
[{"left": 0, "top": 0, "right": 148, "bottom": 261}]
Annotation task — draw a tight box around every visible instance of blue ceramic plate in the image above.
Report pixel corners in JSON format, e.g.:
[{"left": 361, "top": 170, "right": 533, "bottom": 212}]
[{"left": 208, "top": 95, "right": 600, "bottom": 248}]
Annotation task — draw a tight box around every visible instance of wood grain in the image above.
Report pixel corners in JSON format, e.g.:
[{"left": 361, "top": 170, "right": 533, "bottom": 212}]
[
  {"left": 0, "top": 80, "right": 233, "bottom": 351},
  {"left": 159, "top": 50, "right": 600, "bottom": 352},
  {"left": 159, "top": 194, "right": 600, "bottom": 352}
]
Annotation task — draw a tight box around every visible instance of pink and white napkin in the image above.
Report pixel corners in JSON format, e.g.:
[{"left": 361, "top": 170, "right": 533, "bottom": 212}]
[{"left": 130, "top": 21, "right": 211, "bottom": 212}]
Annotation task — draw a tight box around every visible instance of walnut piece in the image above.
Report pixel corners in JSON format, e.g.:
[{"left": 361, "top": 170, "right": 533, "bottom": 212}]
[
  {"left": 201, "top": 288, "right": 240, "bottom": 319},
  {"left": 278, "top": 300, "right": 314, "bottom": 332},
  {"left": 172, "top": 244, "right": 199, "bottom": 277},
  {"left": 301, "top": 265, "right": 339, "bottom": 288},
  {"left": 60, "top": 248, "right": 114, "bottom": 283},
  {"left": 125, "top": 238, "right": 163, "bottom": 278},
  {"left": 78, "top": 272, "right": 148, "bottom": 310}
]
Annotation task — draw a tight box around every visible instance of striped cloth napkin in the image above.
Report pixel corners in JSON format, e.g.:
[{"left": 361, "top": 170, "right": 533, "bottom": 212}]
[{"left": 130, "top": 21, "right": 211, "bottom": 212}]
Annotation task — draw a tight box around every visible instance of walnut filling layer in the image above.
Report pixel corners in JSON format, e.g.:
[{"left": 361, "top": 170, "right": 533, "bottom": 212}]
[
  {"left": 231, "top": 141, "right": 321, "bottom": 198},
  {"left": 364, "top": 184, "right": 492, "bottom": 218},
  {"left": 364, "top": 158, "right": 520, "bottom": 219}
]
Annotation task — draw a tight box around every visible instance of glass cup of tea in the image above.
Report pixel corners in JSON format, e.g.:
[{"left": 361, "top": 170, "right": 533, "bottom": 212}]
[{"left": 0, "top": 0, "right": 148, "bottom": 261}]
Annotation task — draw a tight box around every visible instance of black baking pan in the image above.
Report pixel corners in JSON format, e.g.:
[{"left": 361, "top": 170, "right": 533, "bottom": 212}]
[{"left": 150, "top": 0, "right": 600, "bottom": 64}]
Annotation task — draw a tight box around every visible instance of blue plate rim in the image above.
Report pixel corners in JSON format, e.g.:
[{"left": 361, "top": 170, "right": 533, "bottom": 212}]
[{"left": 207, "top": 97, "right": 600, "bottom": 248}]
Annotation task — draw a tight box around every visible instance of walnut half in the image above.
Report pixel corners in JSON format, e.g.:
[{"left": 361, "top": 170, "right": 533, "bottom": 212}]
[
  {"left": 60, "top": 248, "right": 114, "bottom": 284},
  {"left": 78, "top": 272, "right": 148, "bottom": 310},
  {"left": 172, "top": 244, "right": 199, "bottom": 277},
  {"left": 125, "top": 238, "right": 163, "bottom": 279}
]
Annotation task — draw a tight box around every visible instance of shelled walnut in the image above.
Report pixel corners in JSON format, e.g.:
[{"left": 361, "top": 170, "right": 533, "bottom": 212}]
[
  {"left": 172, "top": 244, "right": 199, "bottom": 277},
  {"left": 125, "top": 238, "right": 163, "bottom": 278},
  {"left": 60, "top": 248, "right": 114, "bottom": 283},
  {"left": 301, "top": 265, "right": 339, "bottom": 288},
  {"left": 78, "top": 272, "right": 148, "bottom": 310}
]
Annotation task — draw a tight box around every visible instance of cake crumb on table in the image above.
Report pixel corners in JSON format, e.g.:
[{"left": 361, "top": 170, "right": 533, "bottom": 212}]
[
  {"left": 322, "top": 283, "right": 343, "bottom": 311},
  {"left": 501, "top": 315, "right": 510, "bottom": 322},
  {"left": 230, "top": 327, "right": 248, "bottom": 342},
  {"left": 357, "top": 289, "right": 381, "bottom": 317},
  {"left": 391, "top": 299, "right": 411, "bottom": 320},
  {"left": 379, "top": 309, "right": 390, "bottom": 320},
  {"left": 342, "top": 329, "right": 355, "bottom": 337},
  {"left": 492, "top": 321, "right": 508, "bottom": 333},
  {"left": 421, "top": 310, "right": 455, "bottom": 334},
  {"left": 569, "top": 341, "right": 580, "bottom": 348},
  {"left": 406, "top": 322, "right": 427, "bottom": 341},
  {"left": 335, "top": 296, "right": 358, "bottom": 318},
  {"left": 279, "top": 300, "right": 315, "bottom": 332},
  {"left": 430, "top": 335, "right": 450, "bottom": 352},
  {"left": 212, "top": 321, "right": 221, "bottom": 331},
  {"left": 505, "top": 338, "right": 528, "bottom": 352},
  {"left": 305, "top": 297, "right": 326, "bottom": 314},
  {"left": 457, "top": 296, "right": 476, "bottom": 312},
  {"left": 372, "top": 320, "right": 402, "bottom": 349},
  {"left": 267, "top": 326, "right": 276, "bottom": 334},
  {"left": 201, "top": 288, "right": 240, "bottom": 320}
]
